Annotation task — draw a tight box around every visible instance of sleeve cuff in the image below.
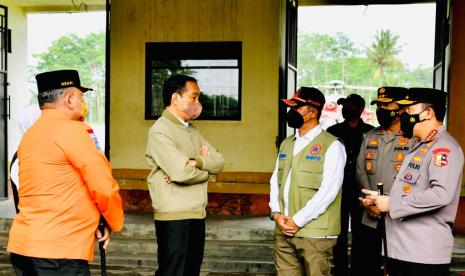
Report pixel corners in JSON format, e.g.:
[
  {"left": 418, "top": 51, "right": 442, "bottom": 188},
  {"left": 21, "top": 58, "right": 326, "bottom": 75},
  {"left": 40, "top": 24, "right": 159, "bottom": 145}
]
[{"left": 292, "top": 213, "right": 306, "bottom": 228}]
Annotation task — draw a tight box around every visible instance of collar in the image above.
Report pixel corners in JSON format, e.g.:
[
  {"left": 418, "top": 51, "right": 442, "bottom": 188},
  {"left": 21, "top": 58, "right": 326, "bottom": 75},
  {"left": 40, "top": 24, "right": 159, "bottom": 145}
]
[
  {"left": 163, "top": 110, "right": 189, "bottom": 128},
  {"left": 41, "top": 108, "right": 70, "bottom": 120},
  {"left": 295, "top": 124, "right": 322, "bottom": 141}
]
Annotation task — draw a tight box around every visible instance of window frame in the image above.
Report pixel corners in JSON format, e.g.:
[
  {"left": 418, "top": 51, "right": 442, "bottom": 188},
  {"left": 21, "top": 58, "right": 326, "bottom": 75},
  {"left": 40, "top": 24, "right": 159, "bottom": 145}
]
[{"left": 145, "top": 41, "right": 242, "bottom": 121}]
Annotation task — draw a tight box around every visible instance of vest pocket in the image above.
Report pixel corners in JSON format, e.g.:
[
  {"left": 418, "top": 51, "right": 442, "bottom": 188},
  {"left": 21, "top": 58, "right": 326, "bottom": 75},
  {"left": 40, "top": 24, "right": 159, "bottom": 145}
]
[{"left": 297, "top": 172, "right": 322, "bottom": 211}]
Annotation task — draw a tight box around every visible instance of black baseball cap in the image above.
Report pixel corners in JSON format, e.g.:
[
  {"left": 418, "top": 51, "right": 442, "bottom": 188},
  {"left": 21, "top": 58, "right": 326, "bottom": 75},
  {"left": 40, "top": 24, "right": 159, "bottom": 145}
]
[
  {"left": 35, "top": 70, "right": 93, "bottom": 94},
  {"left": 370, "top": 86, "right": 408, "bottom": 105},
  {"left": 282, "top": 87, "right": 325, "bottom": 110},
  {"left": 337, "top": 94, "right": 365, "bottom": 109},
  {"left": 396, "top": 88, "right": 447, "bottom": 106}
]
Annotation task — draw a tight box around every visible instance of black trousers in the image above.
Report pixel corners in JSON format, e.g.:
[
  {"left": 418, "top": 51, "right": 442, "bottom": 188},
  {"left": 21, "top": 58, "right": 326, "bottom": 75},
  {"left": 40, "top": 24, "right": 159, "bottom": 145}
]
[
  {"left": 387, "top": 258, "right": 449, "bottom": 276},
  {"left": 351, "top": 223, "right": 383, "bottom": 276},
  {"left": 333, "top": 187, "right": 363, "bottom": 276},
  {"left": 10, "top": 253, "right": 90, "bottom": 276},
  {"left": 155, "top": 218, "right": 205, "bottom": 276}
]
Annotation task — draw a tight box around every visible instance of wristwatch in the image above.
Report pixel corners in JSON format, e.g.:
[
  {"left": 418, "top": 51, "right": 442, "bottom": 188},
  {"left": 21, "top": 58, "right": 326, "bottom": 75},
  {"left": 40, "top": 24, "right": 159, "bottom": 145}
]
[{"left": 269, "top": 212, "right": 280, "bottom": 221}]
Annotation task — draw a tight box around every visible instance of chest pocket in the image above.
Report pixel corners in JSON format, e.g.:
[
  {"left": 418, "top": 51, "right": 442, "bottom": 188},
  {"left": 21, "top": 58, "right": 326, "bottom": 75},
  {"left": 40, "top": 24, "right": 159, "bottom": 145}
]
[{"left": 297, "top": 158, "right": 323, "bottom": 190}]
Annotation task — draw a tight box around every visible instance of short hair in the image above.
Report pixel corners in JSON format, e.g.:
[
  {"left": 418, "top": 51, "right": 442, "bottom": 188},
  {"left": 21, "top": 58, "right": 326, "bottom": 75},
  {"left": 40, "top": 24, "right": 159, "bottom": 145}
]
[
  {"left": 162, "top": 75, "right": 198, "bottom": 108},
  {"left": 422, "top": 102, "right": 446, "bottom": 122},
  {"left": 37, "top": 87, "right": 73, "bottom": 108}
]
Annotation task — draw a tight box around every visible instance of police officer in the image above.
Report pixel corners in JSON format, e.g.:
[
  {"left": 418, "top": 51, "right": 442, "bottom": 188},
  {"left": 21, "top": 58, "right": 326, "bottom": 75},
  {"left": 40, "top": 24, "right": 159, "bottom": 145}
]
[
  {"left": 363, "top": 88, "right": 464, "bottom": 276},
  {"left": 326, "top": 94, "right": 374, "bottom": 276},
  {"left": 269, "top": 87, "right": 346, "bottom": 276},
  {"left": 7, "top": 70, "right": 124, "bottom": 275},
  {"left": 355, "top": 86, "right": 412, "bottom": 276}
]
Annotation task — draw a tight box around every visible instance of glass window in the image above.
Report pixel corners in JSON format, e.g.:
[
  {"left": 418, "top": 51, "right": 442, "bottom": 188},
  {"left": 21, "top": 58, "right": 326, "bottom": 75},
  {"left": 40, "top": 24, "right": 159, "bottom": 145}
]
[{"left": 146, "top": 42, "right": 242, "bottom": 120}]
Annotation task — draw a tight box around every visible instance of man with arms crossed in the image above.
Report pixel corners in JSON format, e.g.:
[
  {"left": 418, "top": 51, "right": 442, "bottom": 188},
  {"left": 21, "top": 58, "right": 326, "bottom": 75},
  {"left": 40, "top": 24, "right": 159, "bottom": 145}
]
[{"left": 146, "top": 75, "right": 225, "bottom": 276}]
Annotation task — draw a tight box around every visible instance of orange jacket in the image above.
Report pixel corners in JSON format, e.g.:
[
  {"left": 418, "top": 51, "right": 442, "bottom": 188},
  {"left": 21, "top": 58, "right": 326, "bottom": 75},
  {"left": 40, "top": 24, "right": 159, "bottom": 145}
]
[{"left": 7, "top": 109, "right": 124, "bottom": 261}]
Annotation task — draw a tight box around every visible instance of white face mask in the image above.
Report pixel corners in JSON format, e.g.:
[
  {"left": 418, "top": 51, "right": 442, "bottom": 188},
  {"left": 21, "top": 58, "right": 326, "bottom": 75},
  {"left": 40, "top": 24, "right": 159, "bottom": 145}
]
[{"left": 176, "top": 94, "right": 202, "bottom": 120}]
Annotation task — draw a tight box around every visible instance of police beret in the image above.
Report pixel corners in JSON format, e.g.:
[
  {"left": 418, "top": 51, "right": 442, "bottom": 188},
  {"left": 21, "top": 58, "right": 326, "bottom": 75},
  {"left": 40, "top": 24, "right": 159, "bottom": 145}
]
[
  {"left": 35, "top": 70, "right": 93, "bottom": 94},
  {"left": 370, "top": 86, "right": 408, "bottom": 105},
  {"left": 282, "top": 87, "right": 326, "bottom": 109},
  {"left": 396, "top": 88, "right": 447, "bottom": 106}
]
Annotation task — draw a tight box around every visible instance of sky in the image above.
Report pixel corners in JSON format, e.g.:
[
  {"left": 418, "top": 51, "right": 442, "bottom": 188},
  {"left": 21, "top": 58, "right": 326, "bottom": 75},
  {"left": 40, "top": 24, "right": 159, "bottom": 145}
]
[
  {"left": 27, "top": 4, "right": 435, "bottom": 70},
  {"left": 299, "top": 4, "right": 436, "bottom": 69},
  {"left": 27, "top": 11, "right": 105, "bottom": 65}
]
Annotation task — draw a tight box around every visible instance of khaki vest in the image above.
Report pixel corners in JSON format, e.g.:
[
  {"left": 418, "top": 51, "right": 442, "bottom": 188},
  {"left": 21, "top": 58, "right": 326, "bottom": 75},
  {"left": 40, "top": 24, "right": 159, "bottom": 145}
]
[{"left": 276, "top": 131, "right": 342, "bottom": 237}]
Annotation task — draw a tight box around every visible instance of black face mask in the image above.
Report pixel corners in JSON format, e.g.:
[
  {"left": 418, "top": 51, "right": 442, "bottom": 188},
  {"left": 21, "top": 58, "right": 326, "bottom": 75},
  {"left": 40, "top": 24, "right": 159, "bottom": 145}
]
[
  {"left": 376, "top": 108, "right": 399, "bottom": 129},
  {"left": 286, "top": 109, "right": 305, "bottom": 129},
  {"left": 342, "top": 108, "right": 360, "bottom": 121},
  {"left": 400, "top": 110, "right": 427, "bottom": 139}
]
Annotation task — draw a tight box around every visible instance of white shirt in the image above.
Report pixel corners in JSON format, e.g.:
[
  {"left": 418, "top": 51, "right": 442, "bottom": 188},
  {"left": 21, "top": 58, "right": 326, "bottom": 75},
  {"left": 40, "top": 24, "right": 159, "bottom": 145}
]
[{"left": 269, "top": 125, "right": 346, "bottom": 229}]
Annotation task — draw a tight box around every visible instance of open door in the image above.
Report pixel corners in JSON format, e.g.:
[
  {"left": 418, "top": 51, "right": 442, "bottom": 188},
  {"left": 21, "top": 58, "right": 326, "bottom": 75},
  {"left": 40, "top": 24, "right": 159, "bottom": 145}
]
[
  {"left": 278, "top": 0, "right": 298, "bottom": 147},
  {"left": 433, "top": 0, "right": 452, "bottom": 123},
  {"left": 0, "top": 5, "right": 7, "bottom": 198},
  {"left": 433, "top": 0, "right": 451, "bottom": 92}
]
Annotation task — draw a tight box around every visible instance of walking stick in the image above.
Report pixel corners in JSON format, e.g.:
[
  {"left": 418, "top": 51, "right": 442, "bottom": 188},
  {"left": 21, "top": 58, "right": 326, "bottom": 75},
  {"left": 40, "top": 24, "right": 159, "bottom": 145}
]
[
  {"left": 98, "top": 221, "right": 107, "bottom": 276},
  {"left": 377, "top": 183, "right": 389, "bottom": 276}
]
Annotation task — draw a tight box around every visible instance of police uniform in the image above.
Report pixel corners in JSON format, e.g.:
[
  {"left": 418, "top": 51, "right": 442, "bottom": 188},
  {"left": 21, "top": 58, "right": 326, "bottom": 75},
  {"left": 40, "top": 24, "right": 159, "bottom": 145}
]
[
  {"left": 385, "top": 88, "right": 464, "bottom": 275},
  {"left": 354, "top": 87, "right": 411, "bottom": 276},
  {"left": 7, "top": 70, "right": 124, "bottom": 275}
]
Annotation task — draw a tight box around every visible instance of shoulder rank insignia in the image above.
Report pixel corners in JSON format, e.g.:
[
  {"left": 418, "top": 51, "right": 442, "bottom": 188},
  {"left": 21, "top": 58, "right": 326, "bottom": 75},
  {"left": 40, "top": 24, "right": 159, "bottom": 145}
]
[{"left": 310, "top": 144, "right": 321, "bottom": 155}]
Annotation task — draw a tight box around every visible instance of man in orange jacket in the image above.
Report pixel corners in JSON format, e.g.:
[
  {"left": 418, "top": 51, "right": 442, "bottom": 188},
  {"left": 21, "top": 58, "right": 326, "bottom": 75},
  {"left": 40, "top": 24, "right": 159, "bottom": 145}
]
[{"left": 7, "top": 70, "right": 124, "bottom": 275}]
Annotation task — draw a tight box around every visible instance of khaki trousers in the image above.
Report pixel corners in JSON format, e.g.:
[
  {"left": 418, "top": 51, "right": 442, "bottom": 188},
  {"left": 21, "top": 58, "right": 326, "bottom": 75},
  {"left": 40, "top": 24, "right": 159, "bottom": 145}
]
[{"left": 274, "top": 234, "right": 336, "bottom": 276}]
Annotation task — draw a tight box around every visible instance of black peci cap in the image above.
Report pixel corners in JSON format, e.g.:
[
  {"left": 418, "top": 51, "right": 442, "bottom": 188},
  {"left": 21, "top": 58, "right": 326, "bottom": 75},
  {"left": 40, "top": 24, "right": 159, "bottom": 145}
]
[
  {"left": 370, "top": 86, "right": 408, "bottom": 105},
  {"left": 35, "top": 70, "right": 93, "bottom": 94},
  {"left": 282, "top": 87, "right": 326, "bottom": 110},
  {"left": 396, "top": 88, "right": 447, "bottom": 107},
  {"left": 337, "top": 94, "right": 365, "bottom": 109}
]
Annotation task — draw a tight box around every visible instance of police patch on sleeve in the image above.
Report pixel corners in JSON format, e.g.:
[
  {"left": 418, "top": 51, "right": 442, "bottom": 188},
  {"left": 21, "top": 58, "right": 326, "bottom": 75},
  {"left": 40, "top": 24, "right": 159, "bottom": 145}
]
[
  {"left": 433, "top": 148, "right": 450, "bottom": 167},
  {"left": 87, "top": 129, "right": 103, "bottom": 152}
]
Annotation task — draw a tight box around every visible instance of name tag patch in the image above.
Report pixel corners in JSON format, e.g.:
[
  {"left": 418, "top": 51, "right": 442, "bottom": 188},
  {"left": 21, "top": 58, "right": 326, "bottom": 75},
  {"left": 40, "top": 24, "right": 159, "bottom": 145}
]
[{"left": 306, "top": 155, "right": 321, "bottom": 161}]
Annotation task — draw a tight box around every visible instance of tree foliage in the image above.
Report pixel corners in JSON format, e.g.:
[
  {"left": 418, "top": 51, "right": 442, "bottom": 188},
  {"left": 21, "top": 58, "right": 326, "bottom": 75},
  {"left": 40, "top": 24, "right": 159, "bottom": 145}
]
[
  {"left": 31, "top": 32, "right": 106, "bottom": 124},
  {"left": 298, "top": 30, "right": 433, "bottom": 88}
]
